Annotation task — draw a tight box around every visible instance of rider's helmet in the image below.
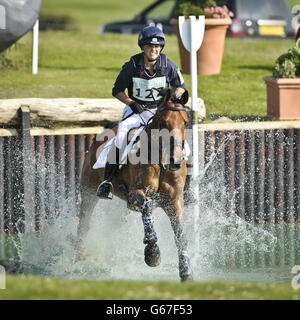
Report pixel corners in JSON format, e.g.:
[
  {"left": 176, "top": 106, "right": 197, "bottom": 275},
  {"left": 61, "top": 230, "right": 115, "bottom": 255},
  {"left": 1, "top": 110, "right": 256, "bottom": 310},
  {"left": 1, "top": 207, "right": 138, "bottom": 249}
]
[{"left": 138, "top": 26, "right": 165, "bottom": 50}]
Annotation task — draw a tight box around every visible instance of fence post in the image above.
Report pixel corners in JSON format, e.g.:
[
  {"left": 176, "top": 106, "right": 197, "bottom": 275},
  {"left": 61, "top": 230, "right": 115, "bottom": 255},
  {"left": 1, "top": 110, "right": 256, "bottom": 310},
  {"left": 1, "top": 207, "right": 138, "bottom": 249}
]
[{"left": 16, "top": 106, "right": 35, "bottom": 233}]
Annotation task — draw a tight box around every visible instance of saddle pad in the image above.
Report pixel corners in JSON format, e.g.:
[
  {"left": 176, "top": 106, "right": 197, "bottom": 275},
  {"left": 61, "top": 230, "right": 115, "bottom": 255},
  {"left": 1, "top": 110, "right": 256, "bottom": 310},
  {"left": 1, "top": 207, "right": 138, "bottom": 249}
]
[
  {"left": 93, "top": 126, "right": 144, "bottom": 169},
  {"left": 93, "top": 127, "right": 191, "bottom": 169}
]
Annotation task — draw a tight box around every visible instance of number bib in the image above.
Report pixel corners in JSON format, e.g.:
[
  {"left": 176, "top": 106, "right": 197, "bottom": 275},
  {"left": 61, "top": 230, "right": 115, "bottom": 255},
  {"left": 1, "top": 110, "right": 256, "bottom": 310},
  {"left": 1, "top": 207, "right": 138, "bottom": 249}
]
[{"left": 132, "top": 76, "right": 166, "bottom": 103}]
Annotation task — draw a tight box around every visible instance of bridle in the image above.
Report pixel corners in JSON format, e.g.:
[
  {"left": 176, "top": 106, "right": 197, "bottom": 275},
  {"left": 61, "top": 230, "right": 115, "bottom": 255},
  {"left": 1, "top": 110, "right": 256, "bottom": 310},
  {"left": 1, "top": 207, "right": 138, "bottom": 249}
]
[
  {"left": 160, "top": 104, "right": 189, "bottom": 113},
  {"left": 155, "top": 98, "right": 190, "bottom": 170},
  {"left": 139, "top": 88, "right": 190, "bottom": 170}
]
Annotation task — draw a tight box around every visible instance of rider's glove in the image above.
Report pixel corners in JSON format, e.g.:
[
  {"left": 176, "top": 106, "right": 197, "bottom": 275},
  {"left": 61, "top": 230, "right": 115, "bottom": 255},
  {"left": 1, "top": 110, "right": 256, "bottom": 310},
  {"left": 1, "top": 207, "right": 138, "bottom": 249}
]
[
  {"left": 171, "top": 91, "right": 182, "bottom": 101},
  {"left": 129, "top": 101, "right": 144, "bottom": 114}
]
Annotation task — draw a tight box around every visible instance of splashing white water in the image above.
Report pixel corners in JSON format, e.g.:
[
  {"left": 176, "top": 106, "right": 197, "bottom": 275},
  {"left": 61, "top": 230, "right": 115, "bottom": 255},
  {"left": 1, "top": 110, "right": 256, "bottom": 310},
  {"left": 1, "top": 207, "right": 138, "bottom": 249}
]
[
  {"left": 1, "top": 154, "right": 298, "bottom": 283},
  {"left": 4, "top": 178, "right": 294, "bottom": 283}
]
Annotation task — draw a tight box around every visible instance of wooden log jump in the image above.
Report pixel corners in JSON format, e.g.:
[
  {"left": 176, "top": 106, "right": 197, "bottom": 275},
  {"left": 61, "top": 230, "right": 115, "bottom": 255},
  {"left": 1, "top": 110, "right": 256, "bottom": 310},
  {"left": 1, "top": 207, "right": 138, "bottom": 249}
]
[{"left": 0, "top": 97, "right": 206, "bottom": 126}]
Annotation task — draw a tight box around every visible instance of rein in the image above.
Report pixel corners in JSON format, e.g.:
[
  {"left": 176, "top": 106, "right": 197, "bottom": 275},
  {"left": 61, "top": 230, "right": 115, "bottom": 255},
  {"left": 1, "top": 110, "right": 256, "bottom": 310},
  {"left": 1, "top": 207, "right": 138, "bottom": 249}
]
[
  {"left": 150, "top": 87, "right": 189, "bottom": 115},
  {"left": 160, "top": 105, "right": 189, "bottom": 113},
  {"left": 147, "top": 98, "right": 189, "bottom": 170}
]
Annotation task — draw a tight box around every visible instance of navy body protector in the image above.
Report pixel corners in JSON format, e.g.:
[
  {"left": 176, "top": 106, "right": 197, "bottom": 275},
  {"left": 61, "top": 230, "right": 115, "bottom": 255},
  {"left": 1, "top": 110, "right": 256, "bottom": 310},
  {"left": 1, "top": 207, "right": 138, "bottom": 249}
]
[{"left": 130, "top": 53, "right": 167, "bottom": 108}]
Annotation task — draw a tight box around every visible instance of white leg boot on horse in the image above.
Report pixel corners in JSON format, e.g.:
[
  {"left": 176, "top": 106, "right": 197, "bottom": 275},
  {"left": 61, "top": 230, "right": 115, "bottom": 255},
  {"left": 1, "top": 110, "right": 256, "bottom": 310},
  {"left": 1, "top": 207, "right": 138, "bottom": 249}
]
[
  {"left": 174, "top": 222, "right": 193, "bottom": 281},
  {"left": 164, "top": 200, "right": 193, "bottom": 282}
]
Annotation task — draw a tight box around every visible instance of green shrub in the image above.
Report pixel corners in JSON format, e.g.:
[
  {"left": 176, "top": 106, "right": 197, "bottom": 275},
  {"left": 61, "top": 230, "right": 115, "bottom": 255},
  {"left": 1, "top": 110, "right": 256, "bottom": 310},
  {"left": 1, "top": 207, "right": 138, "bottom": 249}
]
[
  {"left": 0, "top": 50, "right": 17, "bottom": 70},
  {"left": 176, "top": 0, "right": 231, "bottom": 18},
  {"left": 0, "top": 53, "right": 13, "bottom": 69},
  {"left": 176, "top": 0, "right": 216, "bottom": 17},
  {"left": 273, "top": 38, "right": 300, "bottom": 78}
]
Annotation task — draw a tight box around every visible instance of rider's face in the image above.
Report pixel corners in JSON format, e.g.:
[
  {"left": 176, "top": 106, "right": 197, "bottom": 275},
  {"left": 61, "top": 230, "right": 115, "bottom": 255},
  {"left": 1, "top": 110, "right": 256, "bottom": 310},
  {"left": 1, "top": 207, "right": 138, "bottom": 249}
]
[{"left": 143, "top": 44, "right": 162, "bottom": 61}]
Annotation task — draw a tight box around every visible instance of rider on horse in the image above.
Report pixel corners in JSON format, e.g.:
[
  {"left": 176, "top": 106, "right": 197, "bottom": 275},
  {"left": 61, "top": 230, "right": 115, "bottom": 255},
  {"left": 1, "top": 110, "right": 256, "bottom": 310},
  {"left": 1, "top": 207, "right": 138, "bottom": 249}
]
[{"left": 96, "top": 26, "right": 188, "bottom": 199}]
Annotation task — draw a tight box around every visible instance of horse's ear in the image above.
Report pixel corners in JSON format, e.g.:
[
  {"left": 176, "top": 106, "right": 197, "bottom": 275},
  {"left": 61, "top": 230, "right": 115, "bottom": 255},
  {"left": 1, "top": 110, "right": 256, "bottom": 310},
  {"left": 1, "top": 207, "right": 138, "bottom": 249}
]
[
  {"left": 165, "top": 88, "right": 172, "bottom": 102},
  {"left": 160, "top": 88, "right": 172, "bottom": 103},
  {"left": 157, "top": 88, "right": 169, "bottom": 98},
  {"left": 180, "top": 90, "right": 189, "bottom": 106}
]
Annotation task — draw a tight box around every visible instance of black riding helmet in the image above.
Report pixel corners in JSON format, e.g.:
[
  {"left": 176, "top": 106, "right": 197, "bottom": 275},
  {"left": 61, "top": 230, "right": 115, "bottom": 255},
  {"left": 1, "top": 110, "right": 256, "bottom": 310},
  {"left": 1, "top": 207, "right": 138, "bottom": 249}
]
[{"left": 138, "top": 26, "right": 165, "bottom": 51}]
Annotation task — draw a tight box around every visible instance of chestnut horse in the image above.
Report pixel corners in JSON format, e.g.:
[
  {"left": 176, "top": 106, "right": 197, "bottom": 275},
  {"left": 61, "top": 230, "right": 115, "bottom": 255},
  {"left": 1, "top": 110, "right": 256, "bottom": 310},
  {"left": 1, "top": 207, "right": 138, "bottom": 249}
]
[{"left": 75, "top": 88, "right": 193, "bottom": 281}]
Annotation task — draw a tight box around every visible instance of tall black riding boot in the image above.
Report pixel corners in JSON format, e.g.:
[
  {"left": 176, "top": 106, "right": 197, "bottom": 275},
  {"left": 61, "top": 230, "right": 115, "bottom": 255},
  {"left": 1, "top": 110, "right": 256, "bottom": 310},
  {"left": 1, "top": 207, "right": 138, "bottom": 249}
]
[{"left": 96, "top": 147, "right": 119, "bottom": 199}]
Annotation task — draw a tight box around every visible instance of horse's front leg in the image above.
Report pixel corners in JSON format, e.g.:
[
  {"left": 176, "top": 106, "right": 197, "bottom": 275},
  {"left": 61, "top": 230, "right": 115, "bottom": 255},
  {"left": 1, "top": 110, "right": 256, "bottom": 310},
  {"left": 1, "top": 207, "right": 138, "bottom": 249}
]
[
  {"left": 77, "top": 184, "right": 99, "bottom": 240},
  {"left": 72, "top": 148, "right": 101, "bottom": 261},
  {"left": 71, "top": 181, "right": 99, "bottom": 261},
  {"left": 134, "top": 190, "right": 161, "bottom": 267},
  {"left": 164, "top": 196, "right": 193, "bottom": 281}
]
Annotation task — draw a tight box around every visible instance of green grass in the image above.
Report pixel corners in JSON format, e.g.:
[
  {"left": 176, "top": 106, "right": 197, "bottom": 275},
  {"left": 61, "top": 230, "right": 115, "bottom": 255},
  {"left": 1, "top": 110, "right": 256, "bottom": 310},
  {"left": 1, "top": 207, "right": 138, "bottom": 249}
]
[
  {"left": 1, "top": 1, "right": 300, "bottom": 300},
  {"left": 288, "top": 0, "right": 300, "bottom": 9},
  {"left": 0, "top": 274, "right": 299, "bottom": 300},
  {"left": 201, "top": 38, "right": 295, "bottom": 121},
  {"left": 0, "top": 0, "right": 298, "bottom": 122},
  {"left": 40, "top": 0, "right": 154, "bottom": 26}
]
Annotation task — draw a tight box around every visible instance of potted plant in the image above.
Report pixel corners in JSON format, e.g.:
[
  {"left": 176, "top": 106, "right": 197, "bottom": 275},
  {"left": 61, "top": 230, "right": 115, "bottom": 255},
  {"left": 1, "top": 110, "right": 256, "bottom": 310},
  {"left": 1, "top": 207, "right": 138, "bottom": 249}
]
[
  {"left": 170, "top": 0, "right": 232, "bottom": 75},
  {"left": 263, "top": 38, "right": 300, "bottom": 120}
]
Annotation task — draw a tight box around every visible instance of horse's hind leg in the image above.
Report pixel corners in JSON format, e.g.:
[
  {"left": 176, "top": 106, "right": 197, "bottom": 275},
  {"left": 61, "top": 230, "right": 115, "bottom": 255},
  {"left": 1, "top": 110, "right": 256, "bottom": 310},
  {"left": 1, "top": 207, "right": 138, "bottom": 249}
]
[
  {"left": 164, "top": 200, "right": 193, "bottom": 281},
  {"left": 70, "top": 183, "right": 99, "bottom": 261},
  {"left": 135, "top": 192, "right": 161, "bottom": 267},
  {"left": 73, "top": 155, "right": 101, "bottom": 259},
  {"left": 77, "top": 185, "right": 99, "bottom": 240}
]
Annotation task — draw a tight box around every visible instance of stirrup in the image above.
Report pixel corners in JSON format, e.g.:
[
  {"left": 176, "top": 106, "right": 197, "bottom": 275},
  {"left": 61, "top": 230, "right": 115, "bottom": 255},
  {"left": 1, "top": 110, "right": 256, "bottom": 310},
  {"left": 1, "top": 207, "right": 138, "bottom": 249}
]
[{"left": 96, "top": 180, "right": 114, "bottom": 200}]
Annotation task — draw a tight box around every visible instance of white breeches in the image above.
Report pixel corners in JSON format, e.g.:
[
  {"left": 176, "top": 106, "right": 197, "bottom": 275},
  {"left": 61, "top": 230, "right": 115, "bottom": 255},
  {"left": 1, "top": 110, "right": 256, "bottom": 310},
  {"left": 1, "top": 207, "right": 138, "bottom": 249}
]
[{"left": 115, "top": 105, "right": 157, "bottom": 149}]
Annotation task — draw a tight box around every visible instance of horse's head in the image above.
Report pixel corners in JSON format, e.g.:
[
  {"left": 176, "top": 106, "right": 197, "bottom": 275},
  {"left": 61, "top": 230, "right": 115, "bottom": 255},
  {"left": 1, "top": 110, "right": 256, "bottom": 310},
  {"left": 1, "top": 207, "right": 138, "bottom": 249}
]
[{"left": 154, "top": 88, "right": 189, "bottom": 171}]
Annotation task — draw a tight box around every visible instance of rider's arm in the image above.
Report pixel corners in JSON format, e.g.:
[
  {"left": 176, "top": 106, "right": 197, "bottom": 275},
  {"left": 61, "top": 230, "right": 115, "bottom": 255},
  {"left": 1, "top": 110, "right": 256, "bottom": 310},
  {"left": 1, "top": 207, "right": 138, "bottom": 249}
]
[
  {"left": 112, "top": 59, "right": 134, "bottom": 101},
  {"left": 115, "top": 92, "right": 143, "bottom": 114},
  {"left": 112, "top": 59, "right": 143, "bottom": 111},
  {"left": 168, "top": 60, "right": 186, "bottom": 99},
  {"left": 115, "top": 91, "right": 134, "bottom": 106}
]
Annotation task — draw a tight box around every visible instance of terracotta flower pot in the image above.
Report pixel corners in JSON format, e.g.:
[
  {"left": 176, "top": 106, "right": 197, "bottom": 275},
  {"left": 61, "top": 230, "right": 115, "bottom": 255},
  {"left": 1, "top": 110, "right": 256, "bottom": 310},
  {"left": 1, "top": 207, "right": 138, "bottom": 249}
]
[
  {"left": 170, "top": 18, "right": 232, "bottom": 75},
  {"left": 263, "top": 76, "right": 300, "bottom": 120}
]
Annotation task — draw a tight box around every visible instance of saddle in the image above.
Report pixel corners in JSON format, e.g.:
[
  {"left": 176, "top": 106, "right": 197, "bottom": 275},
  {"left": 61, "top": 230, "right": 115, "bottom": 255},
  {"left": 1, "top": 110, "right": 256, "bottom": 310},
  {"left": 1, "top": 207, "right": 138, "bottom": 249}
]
[
  {"left": 93, "top": 123, "right": 195, "bottom": 208},
  {"left": 93, "top": 124, "right": 144, "bottom": 170}
]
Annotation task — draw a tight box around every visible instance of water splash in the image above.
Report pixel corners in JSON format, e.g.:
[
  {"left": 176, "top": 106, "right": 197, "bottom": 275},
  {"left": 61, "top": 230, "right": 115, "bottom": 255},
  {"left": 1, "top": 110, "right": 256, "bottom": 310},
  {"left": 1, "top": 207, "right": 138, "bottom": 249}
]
[{"left": 0, "top": 160, "right": 299, "bottom": 283}]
